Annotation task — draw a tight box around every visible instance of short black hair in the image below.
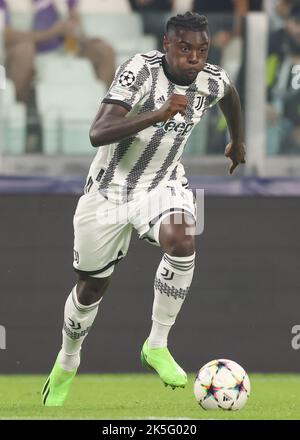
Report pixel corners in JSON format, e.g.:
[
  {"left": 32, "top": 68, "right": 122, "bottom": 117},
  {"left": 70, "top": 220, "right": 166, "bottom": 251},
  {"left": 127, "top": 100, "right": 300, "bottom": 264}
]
[{"left": 165, "top": 11, "right": 208, "bottom": 35}]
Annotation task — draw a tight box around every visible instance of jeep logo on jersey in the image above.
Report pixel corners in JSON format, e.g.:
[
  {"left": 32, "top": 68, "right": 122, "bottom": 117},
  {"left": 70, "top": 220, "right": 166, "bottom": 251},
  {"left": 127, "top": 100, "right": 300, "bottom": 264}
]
[{"left": 153, "top": 120, "right": 194, "bottom": 136}]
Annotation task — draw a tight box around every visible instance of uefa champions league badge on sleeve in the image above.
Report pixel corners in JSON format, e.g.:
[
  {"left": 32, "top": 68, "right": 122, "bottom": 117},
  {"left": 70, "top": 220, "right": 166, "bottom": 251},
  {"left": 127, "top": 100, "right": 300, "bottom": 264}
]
[
  {"left": 0, "top": 65, "right": 6, "bottom": 90},
  {"left": 119, "top": 70, "right": 136, "bottom": 87}
]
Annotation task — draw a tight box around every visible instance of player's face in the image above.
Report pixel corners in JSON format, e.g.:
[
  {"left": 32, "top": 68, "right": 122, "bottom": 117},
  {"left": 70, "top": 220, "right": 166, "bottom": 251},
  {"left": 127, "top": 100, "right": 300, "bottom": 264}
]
[{"left": 163, "top": 28, "right": 209, "bottom": 84}]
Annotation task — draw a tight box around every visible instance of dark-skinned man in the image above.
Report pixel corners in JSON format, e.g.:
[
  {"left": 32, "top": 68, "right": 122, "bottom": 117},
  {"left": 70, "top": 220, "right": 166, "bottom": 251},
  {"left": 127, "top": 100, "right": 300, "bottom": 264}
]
[{"left": 42, "top": 11, "right": 245, "bottom": 406}]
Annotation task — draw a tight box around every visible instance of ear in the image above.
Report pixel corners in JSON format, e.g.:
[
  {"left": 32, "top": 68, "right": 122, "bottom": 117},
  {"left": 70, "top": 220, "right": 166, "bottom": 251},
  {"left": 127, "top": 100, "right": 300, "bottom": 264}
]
[{"left": 163, "top": 35, "right": 170, "bottom": 53}]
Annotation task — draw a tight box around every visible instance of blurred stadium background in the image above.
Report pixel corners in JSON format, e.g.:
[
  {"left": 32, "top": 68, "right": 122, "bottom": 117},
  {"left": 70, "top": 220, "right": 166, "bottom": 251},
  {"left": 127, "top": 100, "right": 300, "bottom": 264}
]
[{"left": 0, "top": 0, "right": 300, "bottom": 376}]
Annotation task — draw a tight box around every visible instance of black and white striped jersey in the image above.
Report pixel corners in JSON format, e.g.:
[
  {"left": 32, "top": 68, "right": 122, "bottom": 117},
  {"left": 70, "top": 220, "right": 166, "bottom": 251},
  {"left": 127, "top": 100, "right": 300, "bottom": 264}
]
[{"left": 87, "top": 50, "right": 231, "bottom": 203}]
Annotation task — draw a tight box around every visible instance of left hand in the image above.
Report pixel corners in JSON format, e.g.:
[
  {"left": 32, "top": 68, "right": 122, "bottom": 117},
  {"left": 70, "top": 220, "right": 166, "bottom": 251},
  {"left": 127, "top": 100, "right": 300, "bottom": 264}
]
[{"left": 224, "top": 142, "right": 246, "bottom": 174}]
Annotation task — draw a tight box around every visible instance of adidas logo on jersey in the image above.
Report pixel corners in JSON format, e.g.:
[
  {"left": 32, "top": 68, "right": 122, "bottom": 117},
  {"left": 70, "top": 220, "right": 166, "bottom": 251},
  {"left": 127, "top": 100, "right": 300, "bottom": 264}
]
[
  {"left": 156, "top": 95, "right": 166, "bottom": 105},
  {"left": 153, "top": 119, "right": 194, "bottom": 136}
]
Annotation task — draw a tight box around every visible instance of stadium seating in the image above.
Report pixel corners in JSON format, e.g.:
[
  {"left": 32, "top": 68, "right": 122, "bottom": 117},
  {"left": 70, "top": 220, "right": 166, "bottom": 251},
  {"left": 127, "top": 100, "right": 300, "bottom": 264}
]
[
  {"left": 0, "top": 79, "right": 26, "bottom": 154},
  {"left": 7, "top": 4, "right": 157, "bottom": 66},
  {"left": 32, "top": 8, "right": 157, "bottom": 154},
  {"left": 4, "top": 0, "right": 33, "bottom": 32},
  {"left": 36, "top": 81, "right": 105, "bottom": 154},
  {"left": 60, "top": 108, "right": 98, "bottom": 154},
  {"left": 35, "top": 55, "right": 106, "bottom": 154},
  {"left": 4, "top": 3, "right": 158, "bottom": 155},
  {"left": 34, "top": 53, "right": 97, "bottom": 85},
  {"left": 80, "top": 12, "right": 157, "bottom": 65},
  {"left": 78, "top": 0, "right": 131, "bottom": 13},
  {"left": 81, "top": 12, "right": 143, "bottom": 39}
]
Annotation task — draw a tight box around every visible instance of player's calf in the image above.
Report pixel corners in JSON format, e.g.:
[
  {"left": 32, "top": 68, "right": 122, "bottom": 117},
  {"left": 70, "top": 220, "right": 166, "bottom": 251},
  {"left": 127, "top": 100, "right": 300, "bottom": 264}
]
[
  {"left": 142, "top": 247, "right": 195, "bottom": 389},
  {"left": 148, "top": 251, "right": 195, "bottom": 349},
  {"left": 42, "top": 283, "right": 105, "bottom": 406}
]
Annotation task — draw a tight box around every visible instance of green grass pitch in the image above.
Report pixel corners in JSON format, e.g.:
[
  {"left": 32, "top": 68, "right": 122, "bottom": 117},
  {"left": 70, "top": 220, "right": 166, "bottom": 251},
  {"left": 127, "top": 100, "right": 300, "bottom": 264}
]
[{"left": 0, "top": 373, "right": 299, "bottom": 420}]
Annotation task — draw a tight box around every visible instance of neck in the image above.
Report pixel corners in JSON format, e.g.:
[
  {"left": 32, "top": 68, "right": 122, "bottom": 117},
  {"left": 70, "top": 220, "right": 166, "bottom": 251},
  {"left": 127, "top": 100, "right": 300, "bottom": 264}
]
[{"left": 162, "top": 56, "right": 193, "bottom": 86}]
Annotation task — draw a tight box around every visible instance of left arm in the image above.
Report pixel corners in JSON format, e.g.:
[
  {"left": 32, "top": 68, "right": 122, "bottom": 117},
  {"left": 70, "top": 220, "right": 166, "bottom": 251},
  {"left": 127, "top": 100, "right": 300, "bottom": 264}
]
[{"left": 218, "top": 83, "right": 246, "bottom": 174}]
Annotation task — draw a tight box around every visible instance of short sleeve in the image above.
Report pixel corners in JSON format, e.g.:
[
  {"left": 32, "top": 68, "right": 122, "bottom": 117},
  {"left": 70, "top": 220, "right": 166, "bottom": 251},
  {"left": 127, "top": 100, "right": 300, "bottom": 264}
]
[
  {"left": 218, "top": 67, "right": 232, "bottom": 99},
  {"left": 102, "top": 54, "right": 151, "bottom": 112}
]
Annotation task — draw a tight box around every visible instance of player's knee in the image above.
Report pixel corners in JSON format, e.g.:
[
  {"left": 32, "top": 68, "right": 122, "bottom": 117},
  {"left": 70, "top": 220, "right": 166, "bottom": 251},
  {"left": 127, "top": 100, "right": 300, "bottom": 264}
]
[
  {"left": 160, "top": 215, "right": 195, "bottom": 256},
  {"left": 76, "top": 275, "right": 111, "bottom": 306},
  {"left": 163, "top": 233, "right": 195, "bottom": 257}
]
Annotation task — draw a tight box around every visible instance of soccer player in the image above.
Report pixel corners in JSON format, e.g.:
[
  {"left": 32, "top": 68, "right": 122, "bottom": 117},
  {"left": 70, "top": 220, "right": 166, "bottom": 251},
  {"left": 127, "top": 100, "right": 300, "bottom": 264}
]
[{"left": 42, "top": 11, "right": 245, "bottom": 406}]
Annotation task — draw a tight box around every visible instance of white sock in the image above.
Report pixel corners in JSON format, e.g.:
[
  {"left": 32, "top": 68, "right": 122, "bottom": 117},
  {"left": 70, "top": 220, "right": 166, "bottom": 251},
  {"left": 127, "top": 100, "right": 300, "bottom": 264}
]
[
  {"left": 148, "top": 252, "right": 195, "bottom": 349},
  {"left": 59, "top": 286, "right": 101, "bottom": 371}
]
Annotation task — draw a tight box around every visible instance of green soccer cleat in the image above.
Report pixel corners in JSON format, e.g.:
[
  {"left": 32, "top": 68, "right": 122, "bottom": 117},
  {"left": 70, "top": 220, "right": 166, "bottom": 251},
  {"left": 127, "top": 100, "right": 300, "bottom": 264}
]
[
  {"left": 41, "top": 353, "right": 77, "bottom": 406},
  {"left": 140, "top": 339, "right": 187, "bottom": 389}
]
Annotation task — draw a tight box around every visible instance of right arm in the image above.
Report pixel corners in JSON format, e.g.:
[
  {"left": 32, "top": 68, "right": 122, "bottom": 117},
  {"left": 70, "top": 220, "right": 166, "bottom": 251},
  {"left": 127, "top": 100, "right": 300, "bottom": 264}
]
[
  {"left": 90, "top": 51, "right": 187, "bottom": 147},
  {"left": 89, "top": 94, "right": 188, "bottom": 147}
]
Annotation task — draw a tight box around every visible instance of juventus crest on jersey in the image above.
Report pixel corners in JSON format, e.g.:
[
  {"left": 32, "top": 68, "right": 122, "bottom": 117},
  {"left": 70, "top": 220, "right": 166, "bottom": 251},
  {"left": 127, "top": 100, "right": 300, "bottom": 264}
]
[{"left": 87, "top": 50, "right": 231, "bottom": 203}]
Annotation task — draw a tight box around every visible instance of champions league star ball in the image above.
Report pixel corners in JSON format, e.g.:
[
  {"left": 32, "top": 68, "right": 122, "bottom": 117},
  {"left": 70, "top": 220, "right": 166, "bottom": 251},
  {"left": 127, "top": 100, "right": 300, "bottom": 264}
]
[{"left": 194, "top": 359, "right": 250, "bottom": 410}]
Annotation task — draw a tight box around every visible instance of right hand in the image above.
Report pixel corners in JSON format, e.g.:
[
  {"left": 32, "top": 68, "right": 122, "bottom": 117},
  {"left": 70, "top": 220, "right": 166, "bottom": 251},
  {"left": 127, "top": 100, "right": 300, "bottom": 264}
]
[{"left": 155, "top": 94, "right": 188, "bottom": 122}]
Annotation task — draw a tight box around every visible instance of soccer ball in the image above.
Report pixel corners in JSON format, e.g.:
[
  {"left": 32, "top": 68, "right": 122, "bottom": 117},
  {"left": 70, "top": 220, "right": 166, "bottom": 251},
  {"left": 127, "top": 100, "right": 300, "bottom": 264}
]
[{"left": 194, "top": 359, "right": 250, "bottom": 410}]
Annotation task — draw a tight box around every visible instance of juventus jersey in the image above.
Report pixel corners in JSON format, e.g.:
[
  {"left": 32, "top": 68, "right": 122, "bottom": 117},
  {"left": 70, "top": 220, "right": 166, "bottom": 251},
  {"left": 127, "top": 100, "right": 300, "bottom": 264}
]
[{"left": 87, "top": 50, "right": 231, "bottom": 203}]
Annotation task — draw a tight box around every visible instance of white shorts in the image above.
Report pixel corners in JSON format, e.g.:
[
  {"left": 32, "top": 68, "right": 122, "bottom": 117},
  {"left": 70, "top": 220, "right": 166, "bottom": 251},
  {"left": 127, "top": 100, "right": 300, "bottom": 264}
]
[{"left": 73, "top": 180, "right": 196, "bottom": 278}]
